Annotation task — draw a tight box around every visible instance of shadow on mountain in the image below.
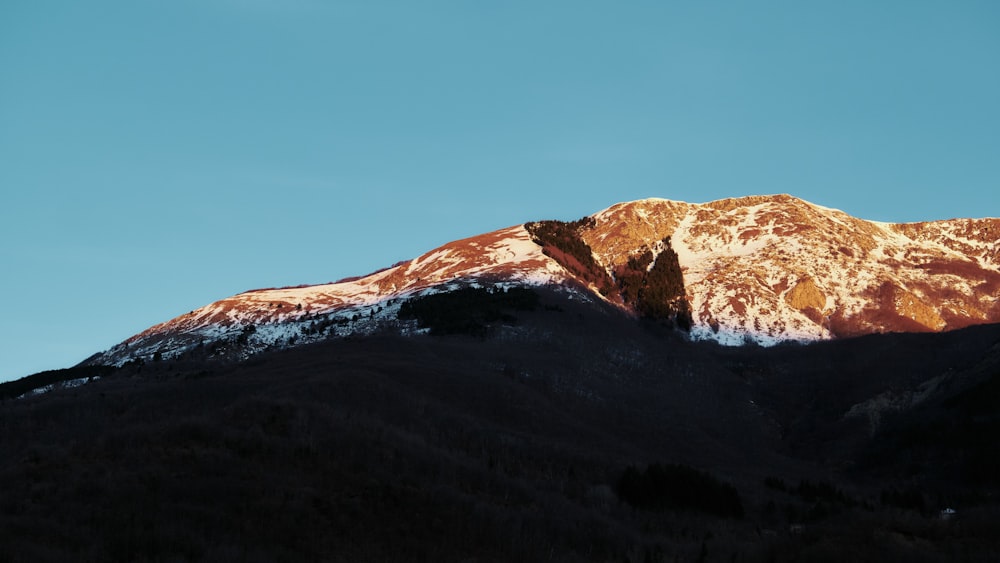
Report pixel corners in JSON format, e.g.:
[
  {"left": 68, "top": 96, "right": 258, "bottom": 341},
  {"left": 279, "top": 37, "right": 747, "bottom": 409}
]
[{"left": 2, "top": 287, "right": 999, "bottom": 561}]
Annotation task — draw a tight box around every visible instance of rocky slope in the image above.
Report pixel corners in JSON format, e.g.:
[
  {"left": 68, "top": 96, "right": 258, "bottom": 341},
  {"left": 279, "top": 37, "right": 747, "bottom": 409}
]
[
  {"left": 585, "top": 195, "right": 1000, "bottom": 344},
  {"left": 89, "top": 195, "right": 1000, "bottom": 365}
]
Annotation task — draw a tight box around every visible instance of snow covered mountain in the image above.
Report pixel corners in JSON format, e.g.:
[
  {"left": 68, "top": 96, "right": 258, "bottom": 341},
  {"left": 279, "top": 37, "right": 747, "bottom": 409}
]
[
  {"left": 89, "top": 195, "right": 1000, "bottom": 366},
  {"left": 585, "top": 195, "right": 1000, "bottom": 344},
  {"left": 93, "top": 225, "right": 574, "bottom": 365}
]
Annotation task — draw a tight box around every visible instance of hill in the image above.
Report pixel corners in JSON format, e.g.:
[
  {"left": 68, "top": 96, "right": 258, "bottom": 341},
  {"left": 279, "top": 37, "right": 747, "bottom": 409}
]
[{"left": 3, "top": 286, "right": 999, "bottom": 561}]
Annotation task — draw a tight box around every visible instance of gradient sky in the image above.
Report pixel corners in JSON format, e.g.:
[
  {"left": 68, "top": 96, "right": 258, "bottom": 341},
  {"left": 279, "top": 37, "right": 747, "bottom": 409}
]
[{"left": 2, "top": 1, "right": 998, "bottom": 382}]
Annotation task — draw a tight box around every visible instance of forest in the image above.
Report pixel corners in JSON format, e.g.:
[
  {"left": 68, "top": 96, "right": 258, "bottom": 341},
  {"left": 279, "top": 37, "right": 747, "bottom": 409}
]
[
  {"left": 526, "top": 220, "right": 692, "bottom": 328},
  {"left": 2, "top": 287, "right": 999, "bottom": 561}
]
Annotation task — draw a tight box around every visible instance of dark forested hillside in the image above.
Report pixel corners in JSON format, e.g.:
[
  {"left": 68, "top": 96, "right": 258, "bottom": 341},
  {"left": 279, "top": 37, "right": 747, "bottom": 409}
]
[
  {"left": 612, "top": 237, "right": 692, "bottom": 329},
  {"left": 526, "top": 218, "right": 618, "bottom": 297},
  {"left": 2, "top": 287, "right": 999, "bottom": 562}
]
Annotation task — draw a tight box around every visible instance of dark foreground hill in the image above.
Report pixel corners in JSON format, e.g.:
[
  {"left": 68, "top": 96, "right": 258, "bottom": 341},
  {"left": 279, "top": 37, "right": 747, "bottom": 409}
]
[{"left": 2, "top": 288, "right": 999, "bottom": 562}]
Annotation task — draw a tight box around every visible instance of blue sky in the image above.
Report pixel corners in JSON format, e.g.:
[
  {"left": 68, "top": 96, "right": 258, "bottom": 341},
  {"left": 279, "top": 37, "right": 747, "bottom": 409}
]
[{"left": 1, "top": 1, "right": 998, "bottom": 381}]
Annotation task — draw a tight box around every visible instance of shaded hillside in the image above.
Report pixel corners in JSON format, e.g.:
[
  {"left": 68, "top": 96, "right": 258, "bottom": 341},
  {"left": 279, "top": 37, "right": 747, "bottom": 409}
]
[
  {"left": 856, "top": 337, "right": 1000, "bottom": 490},
  {"left": 525, "top": 217, "right": 617, "bottom": 297},
  {"left": 0, "top": 364, "right": 114, "bottom": 400},
  {"left": 2, "top": 289, "right": 1000, "bottom": 561},
  {"left": 727, "top": 324, "right": 1000, "bottom": 469},
  {"left": 612, "top": 237, "right": 692, "bottom": 328},
  {"left": 397, "top": 286, "right": 540, "bottom": 336}
]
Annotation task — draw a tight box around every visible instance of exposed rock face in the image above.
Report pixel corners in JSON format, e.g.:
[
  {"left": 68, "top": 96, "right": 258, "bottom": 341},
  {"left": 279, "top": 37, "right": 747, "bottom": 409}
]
[
  {"left": 888, "top": 285, "right": 947, "bottom": 331},
  {"left": 784, "top": 278, "right": 826, "bottom": 313}
]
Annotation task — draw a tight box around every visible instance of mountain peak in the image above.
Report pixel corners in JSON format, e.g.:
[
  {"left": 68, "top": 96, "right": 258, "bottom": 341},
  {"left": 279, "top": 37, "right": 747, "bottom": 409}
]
[{"left": 584, "top": 196, "right": 999, "bottom": 345}]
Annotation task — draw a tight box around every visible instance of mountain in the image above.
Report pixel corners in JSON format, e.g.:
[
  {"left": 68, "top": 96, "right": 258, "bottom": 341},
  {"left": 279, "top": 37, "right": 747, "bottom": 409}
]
[
  {"left": 5, "top": 194, "right": 1000, "bottom": 561},
  {"left": 89, "top": 194, "right": 1000, "bottom": 366}
]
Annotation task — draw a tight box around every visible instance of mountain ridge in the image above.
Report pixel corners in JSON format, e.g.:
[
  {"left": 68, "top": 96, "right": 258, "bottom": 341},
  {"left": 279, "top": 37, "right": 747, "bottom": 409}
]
[{"left": 88, "top": 194, "right": 1000, "bottom": 366}]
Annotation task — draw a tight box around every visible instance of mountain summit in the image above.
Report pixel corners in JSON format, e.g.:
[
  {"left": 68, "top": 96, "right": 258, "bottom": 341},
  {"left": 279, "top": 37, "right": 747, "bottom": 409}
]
[
  {"left": 587, "top": 195, "right": 999, "bottom": 344},
  {"left": 91, "top": 195, "right": 1000, "bottom": 365}
]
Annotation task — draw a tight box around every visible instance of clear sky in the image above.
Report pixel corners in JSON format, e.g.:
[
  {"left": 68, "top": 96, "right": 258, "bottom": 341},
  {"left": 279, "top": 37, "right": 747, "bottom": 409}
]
[{"left": 1, "top": 1, "right": 998, "bottom": 382}]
